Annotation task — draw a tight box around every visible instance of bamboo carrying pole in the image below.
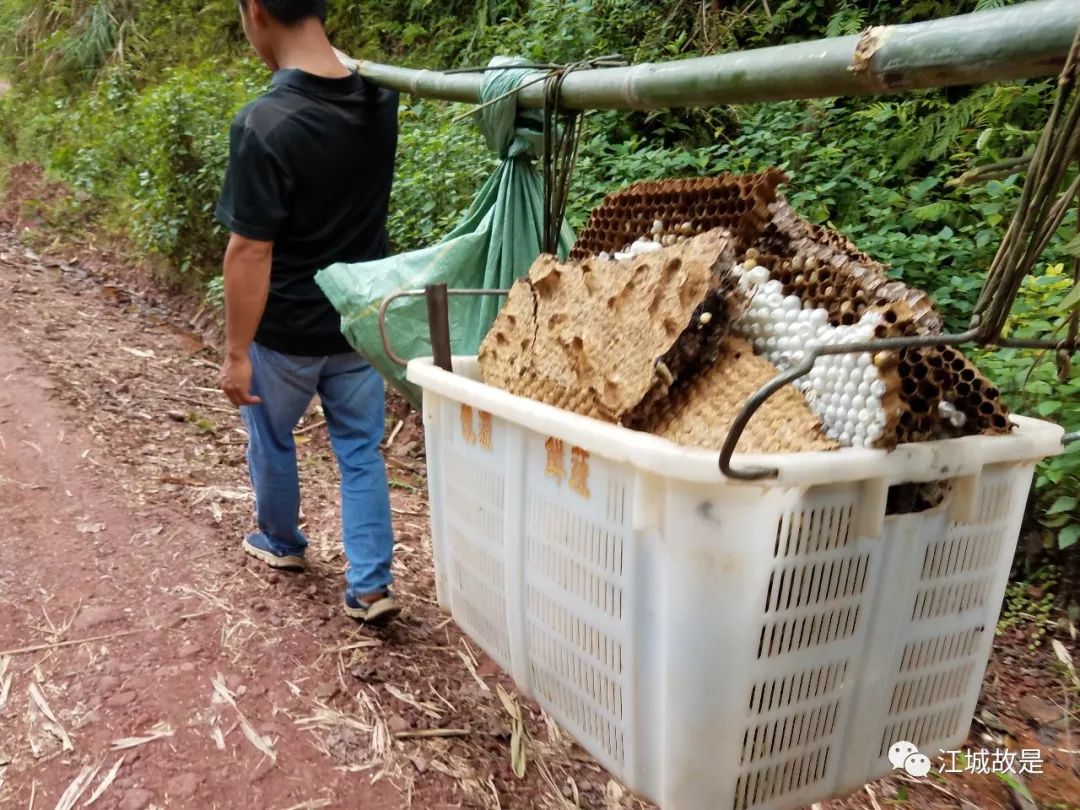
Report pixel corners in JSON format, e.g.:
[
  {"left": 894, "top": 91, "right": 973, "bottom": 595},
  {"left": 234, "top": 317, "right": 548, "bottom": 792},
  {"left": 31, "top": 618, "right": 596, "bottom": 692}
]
[{"left": 350, "top": 0, "right": 1080, "bottom": 110}]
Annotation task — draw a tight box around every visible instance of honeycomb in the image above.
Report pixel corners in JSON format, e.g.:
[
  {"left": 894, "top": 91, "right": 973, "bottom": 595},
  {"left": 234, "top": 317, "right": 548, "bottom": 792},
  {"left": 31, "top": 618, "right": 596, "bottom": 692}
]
[
  {"left": 643, "top": 337, "right": 838, "bottom": 453},
  {"left": 738, "top": 196, "right": 1012, "bottom": 446},
  {"left": 487, "top": 172, "right": 1011, "bottom": 453},
  {"left": 479, "top": 229, "right": 740, "bottom": 423},
  {"left": 569, "top": 169, "right": 788, "bottom": 261},
  {"left": 754, "top": 198, "right": 942, "bottom": 333}
]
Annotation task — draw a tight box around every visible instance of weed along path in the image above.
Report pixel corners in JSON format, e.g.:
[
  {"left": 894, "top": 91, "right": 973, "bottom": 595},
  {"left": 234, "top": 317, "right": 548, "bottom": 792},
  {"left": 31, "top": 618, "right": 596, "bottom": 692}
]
[{"left": 0, "top": 198, "right": 1079, "bottom": 808}]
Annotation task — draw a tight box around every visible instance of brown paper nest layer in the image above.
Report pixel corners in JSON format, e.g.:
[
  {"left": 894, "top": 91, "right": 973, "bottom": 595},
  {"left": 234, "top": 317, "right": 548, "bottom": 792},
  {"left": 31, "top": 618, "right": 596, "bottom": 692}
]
[
  {"left": 479, "top": 230, "right": 741, "bottom": 423},
  {"left": 565, "top": 172, "right": 1011, "bottom": 447},
  {"left": 645, "top": 337, "right": 837, "bottom": 453}
]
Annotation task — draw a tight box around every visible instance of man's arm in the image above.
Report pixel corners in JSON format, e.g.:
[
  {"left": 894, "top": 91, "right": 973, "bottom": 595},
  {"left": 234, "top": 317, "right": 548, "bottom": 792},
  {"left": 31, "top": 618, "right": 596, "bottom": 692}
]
[{"left": 219, "top": 233, "right": 272, "bottom": 407}]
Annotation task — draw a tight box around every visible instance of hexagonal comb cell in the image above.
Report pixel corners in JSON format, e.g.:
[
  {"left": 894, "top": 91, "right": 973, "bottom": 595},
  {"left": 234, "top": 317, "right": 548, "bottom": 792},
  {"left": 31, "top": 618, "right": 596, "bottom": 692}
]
[
  {"left": 737, "top": 199, "right": 1011, "bottom": 447},
  {"left": 642, "top": 337, "right": 837, "bottom": 453},
  {"left": 756, "top": 198, "right": 942, "bottom": 334},
  {"left": 569, "top": 169, "right": 788, "bottom": 261}
]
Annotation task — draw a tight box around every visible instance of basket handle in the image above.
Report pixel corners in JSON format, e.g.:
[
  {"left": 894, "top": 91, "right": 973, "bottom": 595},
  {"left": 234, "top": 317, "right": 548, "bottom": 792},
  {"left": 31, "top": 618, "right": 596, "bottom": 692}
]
[{"left": 377, "top": 287, "right": 511, "bottom": 371}]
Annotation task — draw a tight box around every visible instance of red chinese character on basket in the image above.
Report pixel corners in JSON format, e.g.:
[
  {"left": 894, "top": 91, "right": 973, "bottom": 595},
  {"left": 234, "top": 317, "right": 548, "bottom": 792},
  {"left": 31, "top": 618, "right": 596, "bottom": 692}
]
[
  {"left": 478, "top": 410, "right": 493, "bottom": 450},
  {"left": 570, "top": 447, "right": 591, "bottom": 498},
  {"left": 545, "top": 437, "right": 566, "bottom": 484},
  {"left": 460, "top": 404, "right": 477, "bottom": 445}
]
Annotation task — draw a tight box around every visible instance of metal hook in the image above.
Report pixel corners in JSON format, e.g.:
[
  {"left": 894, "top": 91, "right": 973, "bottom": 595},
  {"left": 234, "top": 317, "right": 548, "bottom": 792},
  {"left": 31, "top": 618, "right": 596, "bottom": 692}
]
[
  {"left": 378, "top": 288, "right": 511, "bottom": 369},
  {"left": 718, "top": 330, "right": 980, "bottom": 480}
]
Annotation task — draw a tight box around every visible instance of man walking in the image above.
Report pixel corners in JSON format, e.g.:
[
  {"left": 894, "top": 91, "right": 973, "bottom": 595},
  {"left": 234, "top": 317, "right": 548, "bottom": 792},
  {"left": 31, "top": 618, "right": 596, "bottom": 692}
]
[{"left": 215, "top": 0, "right": 400, "bottom": 624}]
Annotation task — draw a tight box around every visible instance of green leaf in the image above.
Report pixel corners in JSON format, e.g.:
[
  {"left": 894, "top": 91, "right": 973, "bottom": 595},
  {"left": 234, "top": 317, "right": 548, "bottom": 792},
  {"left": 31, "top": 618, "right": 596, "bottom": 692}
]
[
  {"left": 1042, "top": 514, "right": 1071, "bottom": 529},
  {"left": 1048, "top": 496, "right": 1077, "bottom": 515},
  {"left": 1061, "top": 233, "right": 1080, "bottom": 257},
  {"left": 1060, "top": 524, "right": 1080, "bottom": 550},
  {"left": 996, "top": 772, "right": 1034, "bottom": 803},
  {"left": 1036, "top": 400, "right": 1062, "bottom": 417},
  {"left": 910, "top": 176, "right": 940, "bottom": 201},
  {"left": 912, "top": 202, "right": 948, "bottom": 221},
  {"left": 1059, "top": 282, "right": 1080, "bottom": 312}
]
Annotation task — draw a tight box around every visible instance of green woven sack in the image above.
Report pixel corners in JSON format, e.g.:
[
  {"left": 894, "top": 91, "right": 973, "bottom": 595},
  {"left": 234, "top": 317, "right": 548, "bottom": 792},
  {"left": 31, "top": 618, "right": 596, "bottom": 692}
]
[{"left": 316, "top": 58, "right": 575, "bottom": 407}]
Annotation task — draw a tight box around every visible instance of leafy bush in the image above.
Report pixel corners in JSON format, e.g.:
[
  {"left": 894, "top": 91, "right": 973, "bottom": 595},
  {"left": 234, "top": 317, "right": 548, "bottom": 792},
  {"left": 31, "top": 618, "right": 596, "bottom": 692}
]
[
  {"left": 977, "top": 263, "right": 1080, "bottom": 551},
  {"left": 387, "top": 100, "right": 492, "bottom": 252},
  {"left": 9, "top": 60, "right": 264, "bottom": 280},
  {"left": 123, "top": 61, "right": 264, "bottom": 274}
]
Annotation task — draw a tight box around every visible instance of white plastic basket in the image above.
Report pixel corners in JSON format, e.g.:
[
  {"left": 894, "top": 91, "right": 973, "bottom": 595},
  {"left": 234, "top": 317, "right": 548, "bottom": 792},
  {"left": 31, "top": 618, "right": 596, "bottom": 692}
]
[{"left": 406, "top": 357, "right": 1063, "bottom": 810}]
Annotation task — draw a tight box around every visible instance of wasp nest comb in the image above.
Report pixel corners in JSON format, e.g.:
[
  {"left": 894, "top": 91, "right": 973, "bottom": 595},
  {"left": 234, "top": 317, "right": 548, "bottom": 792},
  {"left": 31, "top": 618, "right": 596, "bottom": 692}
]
[{"left": 480, "top": 229, "right": 835, "bottom": 453}]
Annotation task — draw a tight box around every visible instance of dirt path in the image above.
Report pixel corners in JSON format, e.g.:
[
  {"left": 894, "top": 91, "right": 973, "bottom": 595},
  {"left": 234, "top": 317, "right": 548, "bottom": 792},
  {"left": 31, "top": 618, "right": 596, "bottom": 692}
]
[
  {"left": 0, "top": 243, "right": 432, "bottom": 808},
  {"left": 0, "top": 292, "right": 402, "bottom": 809},
  {"left": 0, "top": 190, "right": 1078, "bottom": 809},
  {"left": 0, "top": 227, "right": 624, "bottom": 810}
]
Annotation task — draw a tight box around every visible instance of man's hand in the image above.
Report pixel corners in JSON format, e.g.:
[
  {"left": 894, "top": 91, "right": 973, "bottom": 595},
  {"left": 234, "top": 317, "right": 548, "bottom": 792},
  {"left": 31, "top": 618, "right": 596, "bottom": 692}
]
[
  {"left": 220, "top": 351, "right": 263, "bottom": 407},
  {"left": 220, "top": 232, "right": 272, "bottom": 407}
]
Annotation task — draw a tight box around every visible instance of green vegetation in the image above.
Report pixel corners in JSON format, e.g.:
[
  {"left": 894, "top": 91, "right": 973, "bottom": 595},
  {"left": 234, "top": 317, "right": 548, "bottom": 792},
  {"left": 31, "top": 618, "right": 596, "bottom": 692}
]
[
  {"left": 999, "top": 568, "right": 1058, "bottom": 651},
  {"left": 0, "top": 0, "right": 1077, "bottom": 579}
]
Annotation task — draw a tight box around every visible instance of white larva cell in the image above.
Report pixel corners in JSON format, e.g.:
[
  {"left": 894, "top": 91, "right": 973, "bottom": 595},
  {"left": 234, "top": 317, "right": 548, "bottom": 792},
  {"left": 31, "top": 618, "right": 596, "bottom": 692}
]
[
  {"left": 730, "top": 262, "right": 899, "bottom": 449},
  {"left": 630, "top": 238, "right": 662, "bottom": 256}
]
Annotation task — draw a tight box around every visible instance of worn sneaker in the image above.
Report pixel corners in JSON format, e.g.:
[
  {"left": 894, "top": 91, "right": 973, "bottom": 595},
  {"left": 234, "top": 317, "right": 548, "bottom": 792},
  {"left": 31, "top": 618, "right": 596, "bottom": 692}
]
[
  {"left": 242, "top": 533, "right": 306, "bottom": 571},
  {"left": 343, "top": 591, "right": 400, "bottom": 625}
]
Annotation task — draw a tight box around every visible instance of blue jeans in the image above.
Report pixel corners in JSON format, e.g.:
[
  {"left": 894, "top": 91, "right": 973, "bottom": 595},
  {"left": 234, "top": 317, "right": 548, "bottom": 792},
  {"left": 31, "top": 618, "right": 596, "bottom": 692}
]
[{"left": 241, "top": 342, "right": 394, "bottom": 597}]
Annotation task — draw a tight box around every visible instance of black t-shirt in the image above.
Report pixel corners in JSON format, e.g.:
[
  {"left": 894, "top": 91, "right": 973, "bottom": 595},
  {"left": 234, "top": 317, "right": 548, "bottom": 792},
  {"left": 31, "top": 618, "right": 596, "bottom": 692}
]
[{"left": 215, "top": 68, "right": 398, "bottom": 356}]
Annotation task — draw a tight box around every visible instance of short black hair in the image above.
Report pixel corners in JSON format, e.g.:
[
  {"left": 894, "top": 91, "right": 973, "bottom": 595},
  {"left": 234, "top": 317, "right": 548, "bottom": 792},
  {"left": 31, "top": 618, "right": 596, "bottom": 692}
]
[{"left": 241, "top": 0, "right": 327, "bottom": 25}]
